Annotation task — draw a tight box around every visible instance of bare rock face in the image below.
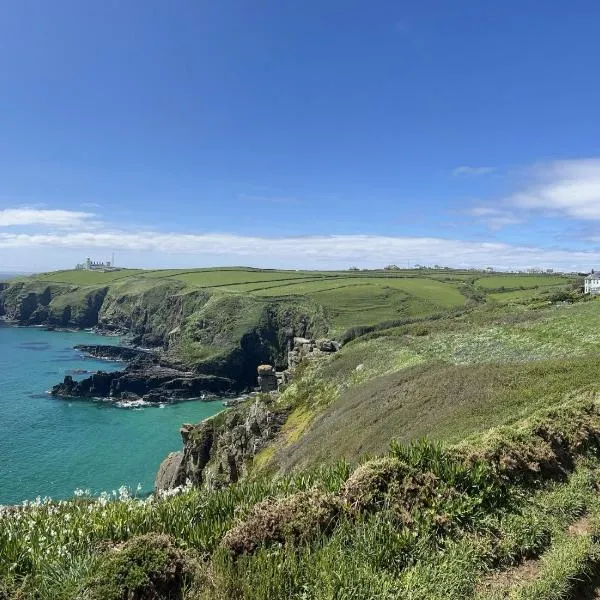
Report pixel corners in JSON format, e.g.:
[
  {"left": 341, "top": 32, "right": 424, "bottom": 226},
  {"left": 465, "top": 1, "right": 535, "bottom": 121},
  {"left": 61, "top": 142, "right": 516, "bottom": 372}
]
[
  {"left": 287, "top": 337, "right": 340, "bottom": 371},
  {"left": 155, "top": 398, "right": 289, "bottom": 492},
  {"left": 155, "top": 452, "right": 185, "bottom": 491},
  {"left": 257, "top": 364, "right": 278, "bottom": 392}
]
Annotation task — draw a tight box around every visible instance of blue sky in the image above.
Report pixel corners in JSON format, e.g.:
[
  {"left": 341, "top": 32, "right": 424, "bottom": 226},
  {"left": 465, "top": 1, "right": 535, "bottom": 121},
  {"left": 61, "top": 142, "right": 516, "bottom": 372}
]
[{"left": 2, "top": 0, "right": 600, "bottom": 271}]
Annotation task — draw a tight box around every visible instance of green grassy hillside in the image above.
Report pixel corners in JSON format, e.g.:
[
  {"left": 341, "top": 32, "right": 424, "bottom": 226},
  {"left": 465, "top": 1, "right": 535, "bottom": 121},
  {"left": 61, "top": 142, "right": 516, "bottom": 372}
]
[
  {"left": 263, "top": 299, "right": 600, "bottom": 471},
  {"left": 9, "top": 267, "right": 574, "bottom": 330},
  {"left": 4, "top": 394, "right": 600, "bottom": 600},
  {"left": 0, "top": 266, "right": 577, "bottom": 385},
  {"left": 4, "top": 267, "right": 600, "bottom": 600}
]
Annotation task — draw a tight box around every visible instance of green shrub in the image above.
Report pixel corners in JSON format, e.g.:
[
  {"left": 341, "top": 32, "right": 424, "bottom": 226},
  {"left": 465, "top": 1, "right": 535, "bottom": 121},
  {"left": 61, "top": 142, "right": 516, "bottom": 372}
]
[
  {"left": 79, "top": 533, "right": 196, "bottom": 600},
  {"left": 341, "top": 457, "right": 407, "bottom": 512},
  {"left": 221, "top": 490, "right": 342, "bottom": 557}
]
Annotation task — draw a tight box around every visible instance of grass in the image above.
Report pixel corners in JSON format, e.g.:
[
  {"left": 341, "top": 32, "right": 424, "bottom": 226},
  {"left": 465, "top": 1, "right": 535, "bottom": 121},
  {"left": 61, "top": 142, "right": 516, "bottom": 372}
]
[
  {"left": 5, "top": 396, "right": 600, "bottom": 599},
  {"left": 475, "top": 275, "right": 571, "bottom": 290},
  {"left": 257, "top": 299, "right": 600, "bottom": 472},
  {"left": 7, "top": 268, "right": 575, "bottom": 352},
  {"left": 487, "top": 286, "right": 569, "bottom": 304},
  {"left": 32, "top": 269, "right": 145, "bottom": 284},
  {"left": 273, "top": 358, "right": 600, "bottom": 470}
]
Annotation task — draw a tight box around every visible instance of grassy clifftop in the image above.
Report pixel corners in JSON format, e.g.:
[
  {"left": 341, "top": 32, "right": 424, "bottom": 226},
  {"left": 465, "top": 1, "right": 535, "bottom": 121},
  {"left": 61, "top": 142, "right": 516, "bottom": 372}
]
[
  {"left": 4, "top": 267, "right": 599, "bottom": 599},
  {"left": 257, "top": 296, "right": 598, "bottom": 472},
  {"left": 0, "top": 266, "right": 575, "bottom": 387},
  {"left": 4, "top": 393, "right": 600, "bottom": 599}
]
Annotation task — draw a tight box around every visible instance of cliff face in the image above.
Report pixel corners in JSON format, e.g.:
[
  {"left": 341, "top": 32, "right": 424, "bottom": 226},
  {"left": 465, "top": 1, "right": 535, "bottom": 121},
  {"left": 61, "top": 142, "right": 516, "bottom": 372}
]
[
  {"left": 0, "top": 281, "right": 108, "bottom": 327},
  {"left": 0, "top": 278, "right": 329, "bottom": 390},
  {"left": 155, "top": 397, "right": 289, "bottom": 491}
]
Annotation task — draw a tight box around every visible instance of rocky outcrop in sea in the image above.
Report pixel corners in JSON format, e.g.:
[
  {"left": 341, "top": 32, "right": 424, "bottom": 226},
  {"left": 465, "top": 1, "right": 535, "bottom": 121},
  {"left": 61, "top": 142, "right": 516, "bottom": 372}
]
[
  {"left": 155, "top": 336, "right": 341, "bottom": 492},
  {"left": 51, "top": 344, "right": 234, "bottom": 402}
]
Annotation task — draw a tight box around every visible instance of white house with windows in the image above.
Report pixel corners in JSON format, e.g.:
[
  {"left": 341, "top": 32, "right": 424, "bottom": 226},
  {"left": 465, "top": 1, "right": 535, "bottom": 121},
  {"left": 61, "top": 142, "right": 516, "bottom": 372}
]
[{"left": 584, "top": 271, "right": 600, "bottom": 295}]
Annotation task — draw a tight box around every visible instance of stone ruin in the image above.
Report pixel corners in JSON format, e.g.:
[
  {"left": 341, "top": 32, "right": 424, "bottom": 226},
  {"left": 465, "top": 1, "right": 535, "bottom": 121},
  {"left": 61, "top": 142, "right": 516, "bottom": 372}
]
[
  {"left": 256, "top": 337, "right": 341, "bottom": 393},
  {"left": 257, "top": 364, "right": 278, "bottom": 393}
]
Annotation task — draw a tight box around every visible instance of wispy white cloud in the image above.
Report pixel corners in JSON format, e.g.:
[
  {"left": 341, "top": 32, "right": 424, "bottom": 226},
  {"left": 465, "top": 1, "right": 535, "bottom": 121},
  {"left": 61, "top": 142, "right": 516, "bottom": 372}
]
[
  {"left": 0, "top": 229, "right": 595, "bottom": 271},
  {"left": 465, "top": 206, "right": 523, "bottom": 230},
  {"left": 508, "top": 158, "right": 600, "bottom": 220},
  {"left": 0, "top": 208, "right": 96, "bottom": 228},
  {"left": 452, "top": 166, "right": 496, "bottom": 177}
]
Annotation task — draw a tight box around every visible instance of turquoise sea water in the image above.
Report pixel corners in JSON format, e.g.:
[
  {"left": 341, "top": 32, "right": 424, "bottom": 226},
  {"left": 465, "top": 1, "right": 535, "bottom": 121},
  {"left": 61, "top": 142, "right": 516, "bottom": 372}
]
[{"left": 0, "top": 323, "right": 225, "bottom": 504}]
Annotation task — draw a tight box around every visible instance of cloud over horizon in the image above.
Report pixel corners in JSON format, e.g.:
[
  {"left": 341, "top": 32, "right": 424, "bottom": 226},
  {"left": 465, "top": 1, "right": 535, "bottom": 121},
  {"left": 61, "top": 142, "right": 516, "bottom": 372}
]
[
  {"left": 452, "top": 166, "right": 496, "bottom": 177},
  {"left": 6, "top": 155, "right": 600, "bottom": 273},
  {"left": 0, "top": 208, "right": 96, "bottom": 228},
  {"left": 0, "top": 227, "right": 598, "bottom": 272}
]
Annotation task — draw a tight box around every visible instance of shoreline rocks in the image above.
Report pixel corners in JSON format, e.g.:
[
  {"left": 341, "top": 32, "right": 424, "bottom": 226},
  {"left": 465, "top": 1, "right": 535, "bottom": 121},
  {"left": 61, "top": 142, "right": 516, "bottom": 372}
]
[
  {"left": 51, "top": 367, "right": 234, "bottom": 403},
  {"left": 51, "top": 344, "right": 234, "bottom": 403}
]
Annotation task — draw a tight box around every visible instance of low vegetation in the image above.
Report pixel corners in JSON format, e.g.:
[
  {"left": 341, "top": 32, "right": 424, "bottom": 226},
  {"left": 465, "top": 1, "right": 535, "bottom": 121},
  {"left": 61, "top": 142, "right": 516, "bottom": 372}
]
[
  {"left": 3, "top": 395, "right": 600, "bottom": 599},
  {"left": 4, "top": 267, "right": 599, "bottom": 598}
]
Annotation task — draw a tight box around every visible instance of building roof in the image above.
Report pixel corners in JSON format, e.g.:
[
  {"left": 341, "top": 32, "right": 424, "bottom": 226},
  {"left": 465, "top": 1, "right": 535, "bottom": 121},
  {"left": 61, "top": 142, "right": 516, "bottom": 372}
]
[{"left": 585, "top": 272, "right": 599, "bottom": 280}]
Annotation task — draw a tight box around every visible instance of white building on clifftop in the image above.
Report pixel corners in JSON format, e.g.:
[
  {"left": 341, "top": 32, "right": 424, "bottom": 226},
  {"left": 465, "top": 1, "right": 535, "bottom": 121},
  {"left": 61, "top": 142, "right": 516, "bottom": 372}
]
[
  {"left": 75, "top": 257, "right": 119, "bottom": 271},
  {"left": 584, "top": 271, "right": 600, "bottom": 295}
]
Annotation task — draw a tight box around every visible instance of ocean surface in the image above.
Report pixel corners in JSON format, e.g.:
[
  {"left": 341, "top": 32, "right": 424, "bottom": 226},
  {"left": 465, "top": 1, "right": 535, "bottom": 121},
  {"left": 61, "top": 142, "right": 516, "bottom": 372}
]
[{"left": 0, "top": 323, "right": 225, "bottom": 504}]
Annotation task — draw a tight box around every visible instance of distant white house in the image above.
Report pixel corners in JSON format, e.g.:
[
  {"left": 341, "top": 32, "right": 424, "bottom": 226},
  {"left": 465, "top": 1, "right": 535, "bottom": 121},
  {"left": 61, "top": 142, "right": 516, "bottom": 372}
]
[{"left": 584, "top": 271, "right": 600, "bottom": 295}]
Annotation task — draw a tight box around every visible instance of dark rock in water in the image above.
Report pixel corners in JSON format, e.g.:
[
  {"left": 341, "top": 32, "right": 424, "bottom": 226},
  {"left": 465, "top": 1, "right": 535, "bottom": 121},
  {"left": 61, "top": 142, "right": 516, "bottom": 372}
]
[
  {"left": 66, "top": 368, "right": 89, "bottom": 376},
  {"left": 17, "top": 342, "right": 51, "bottom": 351},
  {"left": 74, "top": 344, "right": 155, "bottom": 365},
  {"left": 155, "top": 398, "right": 289, "bottom": 492},
  {"left": 51, "top": 366, "right": 234, "bottom": 402}
]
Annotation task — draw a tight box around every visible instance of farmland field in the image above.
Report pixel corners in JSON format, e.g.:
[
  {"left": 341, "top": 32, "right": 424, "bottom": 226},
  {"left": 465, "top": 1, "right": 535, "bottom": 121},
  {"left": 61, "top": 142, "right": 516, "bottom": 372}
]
[
  {"left": 474, "top": 274, "right": 570, "bottom": 289},
  {"left": 13, "top": 267, "right": 579, "bottom": 336},
  {"left": 24, "top": 268, "right": 146, "bottom": 284},
  {"left": 487, "top": 286, "right": 566, "bottom": 303}
]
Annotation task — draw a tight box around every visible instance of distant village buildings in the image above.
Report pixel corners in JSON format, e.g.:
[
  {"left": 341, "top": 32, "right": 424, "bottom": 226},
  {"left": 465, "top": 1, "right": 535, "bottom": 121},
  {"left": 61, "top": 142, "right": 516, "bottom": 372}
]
[
  {"left": 584, "top": 271, "right": 600, "bottom": 295},
  {"left": 75, "top": 257, "right": 119, "bottom": 272}
]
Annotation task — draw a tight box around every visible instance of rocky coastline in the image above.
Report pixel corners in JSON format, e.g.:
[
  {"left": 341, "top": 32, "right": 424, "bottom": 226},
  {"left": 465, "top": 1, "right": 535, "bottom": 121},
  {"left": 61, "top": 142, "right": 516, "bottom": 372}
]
[
  {"left": 51, "top": 344, "right": 234, "bottom": 403},
  {"left": 155, "top": 336, "right": 341, "bottom": 492},
  {"left": 1, "top": 278, "right": 344, "bottom": 491}
]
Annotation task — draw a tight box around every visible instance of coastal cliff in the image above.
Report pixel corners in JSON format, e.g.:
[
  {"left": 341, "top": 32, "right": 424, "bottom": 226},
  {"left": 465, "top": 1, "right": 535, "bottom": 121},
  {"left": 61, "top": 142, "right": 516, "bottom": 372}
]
[
  {"left": 0, "top": 278, "right": 329, "bottom": 391},
  {"left": 155, "top": 396, "right": 289, "bottom": 490},
  {"left": 155, "top": 337, "right": 341, "bottom": 491}
]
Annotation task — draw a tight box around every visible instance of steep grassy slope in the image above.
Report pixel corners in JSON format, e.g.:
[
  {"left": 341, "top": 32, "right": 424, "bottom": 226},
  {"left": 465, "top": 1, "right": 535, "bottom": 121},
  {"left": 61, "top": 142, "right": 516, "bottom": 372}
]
[
  {"left": 4, "top": 394, "right": 600, "bottom": 600},
  {"left": 262, "top": 299, "right": 600, "bottom": 471},
  {"left": 0, "top": 266, "right": 577, "bottom": 387}
]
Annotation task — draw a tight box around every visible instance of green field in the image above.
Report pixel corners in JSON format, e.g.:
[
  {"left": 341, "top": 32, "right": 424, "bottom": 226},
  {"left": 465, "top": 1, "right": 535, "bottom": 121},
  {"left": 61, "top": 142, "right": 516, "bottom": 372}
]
[
  {"left": 474, "top": 274, "right": 571, "bottom": 290},
  {"left": 10, "top": 267, "right": 577, "bottom": 342},
  {"left": 29, "top": 268, "right": 146, "bottom": 284},
  {"left": 5, "top": 266, "right": 600, "bottom": 600}
]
